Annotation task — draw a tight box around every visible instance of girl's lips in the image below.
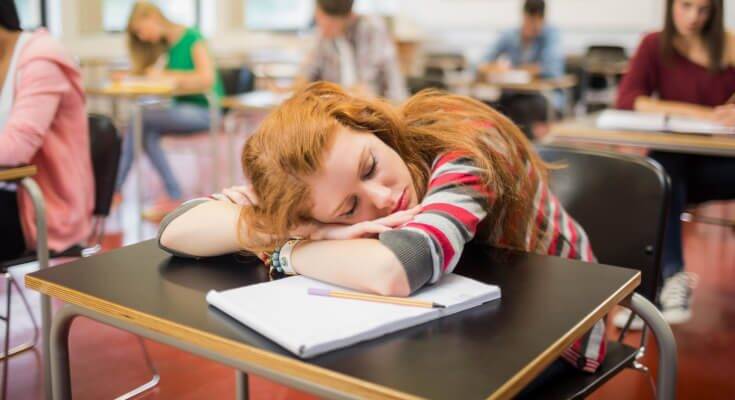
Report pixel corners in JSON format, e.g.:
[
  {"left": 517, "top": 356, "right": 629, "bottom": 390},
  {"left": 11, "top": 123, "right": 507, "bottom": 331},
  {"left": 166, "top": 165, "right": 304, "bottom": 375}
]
[{"left": 392, "top": 188, "right": 407, "bottom": 213}]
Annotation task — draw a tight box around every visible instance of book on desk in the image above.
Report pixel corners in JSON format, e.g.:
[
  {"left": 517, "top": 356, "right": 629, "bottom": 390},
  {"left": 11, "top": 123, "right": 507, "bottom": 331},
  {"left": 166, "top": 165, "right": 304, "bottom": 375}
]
[
  {"left": 597, "top": 109, "right": 735, "bottom": 135},
  {"left": 207, "top": 273, "right": 501, "bottom": 358}
]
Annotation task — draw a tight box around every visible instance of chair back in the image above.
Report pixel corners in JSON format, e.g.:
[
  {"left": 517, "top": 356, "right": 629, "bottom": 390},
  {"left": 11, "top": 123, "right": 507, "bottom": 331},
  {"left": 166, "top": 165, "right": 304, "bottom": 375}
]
[
  {"left": 536, "top": 145, "right": 669, "bottom": 302},
  {"left": 219, "top": 66, "right": 255, "bottom": 96},
  {"left": 88, "top": 114, "right": 121, "bottom": 218},
  {"left": 585, "top": 45, "right": 627, "bottom": 64}
]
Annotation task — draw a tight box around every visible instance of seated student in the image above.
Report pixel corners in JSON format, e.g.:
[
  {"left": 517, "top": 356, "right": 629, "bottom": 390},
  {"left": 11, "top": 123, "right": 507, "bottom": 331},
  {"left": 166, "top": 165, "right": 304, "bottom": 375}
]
[
  {"left": 158, "top": 81, "right": 607, "bottom": 374},
  {"left": 0, "top": 2, "right": 94, "bottom": 261},
  {"left": 615, "top": 0, "right": 735, "bottom": 328},
  {"left": 296, "top": 0, "right": 408, "bottom": 102},
  {"left": 115, "top": 1, "right": 224, "bottom": 219},
  {"left": 480, "top": 0, "right": 564, "bottom": 138}
]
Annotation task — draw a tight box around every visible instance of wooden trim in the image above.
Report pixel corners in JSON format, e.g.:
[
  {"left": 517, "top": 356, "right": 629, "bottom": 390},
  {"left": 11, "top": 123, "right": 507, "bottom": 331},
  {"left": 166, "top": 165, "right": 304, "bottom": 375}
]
[
  {"left": 487, "top": 271, "right": 641, "bottom": 400},
  {"left": 0, "top": 165, "right": 37, "bottom": 181},
  {"left": 25, "top": 274, "right": 421, "bottom": 400}
]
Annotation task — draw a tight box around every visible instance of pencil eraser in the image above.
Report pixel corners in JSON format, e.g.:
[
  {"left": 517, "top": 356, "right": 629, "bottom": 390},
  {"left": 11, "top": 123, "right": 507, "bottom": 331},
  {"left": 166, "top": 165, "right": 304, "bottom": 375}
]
[{"left": 308, "top": 288, "right": 331, "bottom": 296}]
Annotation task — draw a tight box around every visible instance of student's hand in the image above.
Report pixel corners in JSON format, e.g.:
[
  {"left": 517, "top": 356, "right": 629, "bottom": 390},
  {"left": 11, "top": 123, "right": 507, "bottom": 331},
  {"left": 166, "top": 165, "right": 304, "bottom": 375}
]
[
  {"left": 144, "top": 68, "right": 166, "bottom": 79},
  {"left": 292, "top": 206, "right": 422, "bottom": 240},
  {"left": 713, "top": 104, "right": 735, "bottom": 127},
  {"left": 211, "top": 184, "right": 259, "bottom": 207}
]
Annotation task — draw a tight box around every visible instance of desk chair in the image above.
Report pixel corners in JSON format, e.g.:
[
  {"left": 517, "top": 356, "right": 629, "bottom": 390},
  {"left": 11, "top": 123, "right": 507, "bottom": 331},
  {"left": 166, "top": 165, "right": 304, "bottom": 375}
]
[
  {"left": 0, "top": 173, "right": 46, "bottom": 400},
  {"left": 521, "top": 145, "right": 676, "bottom": 399},
  {"left": 1, "top": 115, "right": 159, "bottom": 399},
  {"left": 582, "top": 45, "right": 627, "bottom": 112}
]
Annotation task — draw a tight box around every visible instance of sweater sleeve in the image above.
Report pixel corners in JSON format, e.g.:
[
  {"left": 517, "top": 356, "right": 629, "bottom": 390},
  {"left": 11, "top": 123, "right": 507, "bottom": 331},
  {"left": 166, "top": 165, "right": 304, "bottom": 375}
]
[
  {"left": 157, "top": 198, "right": 211, "bottom": 257},
  {"left": 0, "top": 59, "right": 69, "bottom": 165},
  {"left": 615, "top": 33, "right": 660, "bottom": 110},
  {"left": 379, "top": 152, "right": 490, "bottom": 293}
]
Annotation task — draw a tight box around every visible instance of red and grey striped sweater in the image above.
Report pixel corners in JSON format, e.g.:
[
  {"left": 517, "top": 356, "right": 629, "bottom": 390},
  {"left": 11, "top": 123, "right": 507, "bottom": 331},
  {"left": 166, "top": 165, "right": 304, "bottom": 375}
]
[{"left": 378, "top": 150, "right": 606, "bottom": 373}]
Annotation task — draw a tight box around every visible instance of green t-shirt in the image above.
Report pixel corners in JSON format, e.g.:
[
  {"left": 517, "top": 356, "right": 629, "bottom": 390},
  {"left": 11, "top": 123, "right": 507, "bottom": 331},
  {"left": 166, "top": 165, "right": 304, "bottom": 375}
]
[{"left": 166, "top": 27, "right": 224, "bottom": 106}]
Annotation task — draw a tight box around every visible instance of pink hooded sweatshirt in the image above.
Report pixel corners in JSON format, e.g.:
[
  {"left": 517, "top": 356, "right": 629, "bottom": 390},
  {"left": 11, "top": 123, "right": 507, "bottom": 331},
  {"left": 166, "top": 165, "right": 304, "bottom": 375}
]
[{"left": 0, "top": 30, "right": 94, "bottom": 252}]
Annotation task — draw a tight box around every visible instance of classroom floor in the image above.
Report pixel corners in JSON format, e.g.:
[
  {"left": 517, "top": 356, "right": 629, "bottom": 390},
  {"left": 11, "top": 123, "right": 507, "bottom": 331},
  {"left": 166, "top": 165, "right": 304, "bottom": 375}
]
[{"left": 3, "top": 142, "right": 735, "bottom": 399}]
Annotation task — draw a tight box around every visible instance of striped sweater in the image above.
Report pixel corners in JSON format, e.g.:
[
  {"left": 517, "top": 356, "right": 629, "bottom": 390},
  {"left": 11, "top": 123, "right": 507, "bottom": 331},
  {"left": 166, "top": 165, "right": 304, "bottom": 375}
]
[{"left": 378, "top": 151, "right": 606, "bottom": 373}]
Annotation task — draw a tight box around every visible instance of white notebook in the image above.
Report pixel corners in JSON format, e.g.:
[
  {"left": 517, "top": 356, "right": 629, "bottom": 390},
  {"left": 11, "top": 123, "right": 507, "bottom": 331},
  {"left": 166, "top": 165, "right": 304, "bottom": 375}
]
[
  {"left": 597, "top": 110, "right": 735, "bottom": 135},
  {"left": 206, "top": 274, "right": 501, "bottom": 358}
]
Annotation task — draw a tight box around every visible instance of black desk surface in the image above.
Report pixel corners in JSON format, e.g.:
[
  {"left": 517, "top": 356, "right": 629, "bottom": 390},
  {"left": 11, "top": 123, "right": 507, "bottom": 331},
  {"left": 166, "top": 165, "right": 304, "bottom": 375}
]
[{"left": 26, "top": 240, "right": 639, "bottom": 400}]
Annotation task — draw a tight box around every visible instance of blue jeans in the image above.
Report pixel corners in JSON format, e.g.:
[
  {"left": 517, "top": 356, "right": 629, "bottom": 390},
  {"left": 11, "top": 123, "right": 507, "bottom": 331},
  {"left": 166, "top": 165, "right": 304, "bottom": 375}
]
[
  {"left": 650, "top": 151, "right": 735, "bottom": 279},
  {"left": 116, "top": 103, "right": 211, "bottom": 199}
]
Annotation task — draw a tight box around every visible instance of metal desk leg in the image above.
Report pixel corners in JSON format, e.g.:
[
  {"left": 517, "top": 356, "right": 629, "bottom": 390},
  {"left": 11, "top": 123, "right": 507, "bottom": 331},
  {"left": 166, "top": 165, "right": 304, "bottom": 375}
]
[
  {"left": 236, "top": 371, "right": 249, "bottom": 400},
  {"left": 542, "top": 90, "right": 555, "bottom": 123},
  {"left": 624, "top": 293, "right": 677, "bottom": 400},
  {"left": 131, "top": 101, "right": 144, "bottom": 242},
  {"left": 20, "top": 178, "right": 51, "bottom": 400},
  {"left": 49, "top": 305, "right": 76, "bottom": 400}
]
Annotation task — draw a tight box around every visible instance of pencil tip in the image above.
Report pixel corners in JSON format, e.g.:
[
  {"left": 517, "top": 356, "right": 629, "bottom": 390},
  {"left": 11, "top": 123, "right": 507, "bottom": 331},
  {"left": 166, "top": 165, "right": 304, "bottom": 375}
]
[{"left": 433, "top": 303, "right": 446, "bottom": 308}]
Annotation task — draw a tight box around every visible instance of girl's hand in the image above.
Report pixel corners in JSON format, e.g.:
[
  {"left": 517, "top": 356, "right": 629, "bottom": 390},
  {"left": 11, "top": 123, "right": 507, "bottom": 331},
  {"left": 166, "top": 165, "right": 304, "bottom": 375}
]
[
  {"left": 211, "top": 184, "right": 259, "bottom": 207},
  {"left": 292, "top": 206, "right": 422, "bottom": 240},
  {"left": 713, "top": 104, "right": 735, "bottom": 127}
]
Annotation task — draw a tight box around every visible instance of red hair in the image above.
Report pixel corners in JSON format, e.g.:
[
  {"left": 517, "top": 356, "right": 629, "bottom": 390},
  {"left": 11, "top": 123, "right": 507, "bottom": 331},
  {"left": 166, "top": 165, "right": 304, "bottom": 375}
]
[{"left": 240, "top": 82, "right": 549, "bottom": 253}]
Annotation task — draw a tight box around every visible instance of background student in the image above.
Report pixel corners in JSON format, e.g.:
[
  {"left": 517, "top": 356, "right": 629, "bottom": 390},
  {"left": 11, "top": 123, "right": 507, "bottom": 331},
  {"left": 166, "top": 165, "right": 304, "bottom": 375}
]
[
  {"left": 297, "top": 0, "right": 408, "bottom": 102},
  {"left": 115, "top": 1, "right": 224, "bottom": 220},
  {"left": 480, "top": 0, "right": 564, "bottom": 138},
  {"left": 0, "top": 2, "right": 93, "bottom": 261},
  {"left": 615, "top": 0, "right": 735, "bottom": 328}
]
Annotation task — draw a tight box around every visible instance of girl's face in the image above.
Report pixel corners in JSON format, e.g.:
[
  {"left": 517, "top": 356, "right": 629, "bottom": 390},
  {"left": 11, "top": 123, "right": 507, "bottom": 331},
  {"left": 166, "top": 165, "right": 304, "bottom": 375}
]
[
  {"left": 672, "top": 0, "right": 712, "bottom": 38},
  {"left": 306, "top": 126, "right": 418, "bottom": 225},
  {"left": 131, "top": 14, "right": 164, "bottom": 43}
]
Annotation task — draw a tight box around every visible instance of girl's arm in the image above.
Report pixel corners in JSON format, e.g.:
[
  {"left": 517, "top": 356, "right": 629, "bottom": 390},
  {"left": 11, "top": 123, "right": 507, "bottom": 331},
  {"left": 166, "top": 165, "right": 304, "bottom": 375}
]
[
  {"left": 634, "top": 96, "right": 714, "bottom": 120},
  {"left": 154, "top": 42, "right": 216, "bottom": 92},
  {"left": 0, "top": 60, "right": 68, "bottom": 165}
]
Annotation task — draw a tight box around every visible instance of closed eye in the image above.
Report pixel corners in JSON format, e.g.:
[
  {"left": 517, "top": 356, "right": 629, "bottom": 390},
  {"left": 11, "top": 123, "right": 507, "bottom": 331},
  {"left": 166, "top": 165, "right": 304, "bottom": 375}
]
[{"left": 363, "top": 152, "right": 376, "bottom": 180}]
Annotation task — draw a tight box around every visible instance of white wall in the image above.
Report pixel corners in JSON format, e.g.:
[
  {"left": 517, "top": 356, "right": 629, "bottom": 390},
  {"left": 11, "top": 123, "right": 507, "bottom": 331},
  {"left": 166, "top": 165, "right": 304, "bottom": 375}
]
[{"left": 52, "top": 0, "right": 735, "bottom": 66}]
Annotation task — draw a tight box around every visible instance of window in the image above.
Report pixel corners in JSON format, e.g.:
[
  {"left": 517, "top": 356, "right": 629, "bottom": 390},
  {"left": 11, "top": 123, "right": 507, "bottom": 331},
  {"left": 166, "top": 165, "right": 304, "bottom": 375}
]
[
  {"left": 244, "top": 0, "right": 314, "bottom": 31},
  {"left": 14, "top": 0, "right": 46, "bottom": 29},
  {"left": 103, "top": 0, "right": 200, "bottom": 32},
  {"left": 244, "top": 0, "right": 398, "bottom": 31}
]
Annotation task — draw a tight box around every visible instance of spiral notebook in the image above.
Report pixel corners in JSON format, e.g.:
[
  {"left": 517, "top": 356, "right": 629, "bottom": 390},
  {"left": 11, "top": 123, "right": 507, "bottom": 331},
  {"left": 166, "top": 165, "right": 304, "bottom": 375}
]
[{"left": 206, "top": 274, "right": 501, "bottom": 358}]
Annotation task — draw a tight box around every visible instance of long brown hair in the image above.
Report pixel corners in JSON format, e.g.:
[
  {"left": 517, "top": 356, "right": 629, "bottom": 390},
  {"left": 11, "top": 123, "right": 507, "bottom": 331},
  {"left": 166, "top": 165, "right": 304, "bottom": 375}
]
[
  {"left": 126, "top": 1, "right": 173, "bottom": 74},
  {"left": 240, "top": 82, "right": 550, "bottom": 253},
  {"left": 661, "top": 0, "right": 725, "bottom": 73}
]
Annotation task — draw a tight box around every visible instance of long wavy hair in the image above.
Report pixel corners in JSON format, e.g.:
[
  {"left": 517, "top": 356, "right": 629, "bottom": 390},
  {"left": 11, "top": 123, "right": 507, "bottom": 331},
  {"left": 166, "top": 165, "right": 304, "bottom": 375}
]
[
  {"left": 661, "top": 0, "right": 725, "bottom": 73},
  {"left": 240, "top": 82, "right": 550, "bottom": 253},
  {"left": 125, "top": 1, "right": 174, "bottom": 74}
]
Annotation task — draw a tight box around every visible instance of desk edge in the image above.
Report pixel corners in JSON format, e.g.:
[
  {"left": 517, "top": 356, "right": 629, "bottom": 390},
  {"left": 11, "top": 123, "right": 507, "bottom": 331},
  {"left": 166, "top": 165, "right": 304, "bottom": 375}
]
[
  {"left": 24, "top": 274, "right": 422, "bottom": 400},
  {"left": 487, "top": 270, "right": 641, "bottom": 400}
]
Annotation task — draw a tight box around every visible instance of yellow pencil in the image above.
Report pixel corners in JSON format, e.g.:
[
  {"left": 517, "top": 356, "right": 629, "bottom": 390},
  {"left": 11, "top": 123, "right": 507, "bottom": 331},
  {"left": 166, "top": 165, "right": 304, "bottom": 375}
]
[{"left": 307, "top": 288, "right": 446, "bottom": 309}]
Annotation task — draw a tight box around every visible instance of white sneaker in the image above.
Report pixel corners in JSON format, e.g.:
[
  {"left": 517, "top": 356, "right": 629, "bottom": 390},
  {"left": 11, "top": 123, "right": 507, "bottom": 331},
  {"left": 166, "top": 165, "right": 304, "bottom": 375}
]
[
  {"left": 612, "top": 307, "right": 645, "bottom": 330},
  {"left": 660, "top": 272, "right": 698, "bottom": 325}
]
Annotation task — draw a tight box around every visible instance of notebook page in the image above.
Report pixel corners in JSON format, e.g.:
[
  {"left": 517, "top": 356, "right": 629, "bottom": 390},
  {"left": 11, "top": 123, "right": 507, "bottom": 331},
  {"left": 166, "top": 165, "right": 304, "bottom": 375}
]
[
  {"left": 596, "top": 110, "right": 665, "bottom": 131},
  {"left": 207, "top": 274, "right": 500, "bottom": 358}
]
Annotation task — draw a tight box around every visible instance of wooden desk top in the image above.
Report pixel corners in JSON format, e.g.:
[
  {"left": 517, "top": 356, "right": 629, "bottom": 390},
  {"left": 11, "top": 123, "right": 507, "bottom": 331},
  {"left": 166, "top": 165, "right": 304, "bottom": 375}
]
[
  {"left": 26, "top": 240, "right": 639, "bottom": 400},
  {"left": 548, "top": 115, "right": 735, "bottom": 157},
  {"left": 0, "top": 165, "right": 37, "bottom": 181},
  {"left": 85, "top": 82, "right": 205, "bottom": 98},
  {"left": 476, "top": 74, "right": 578, "bottom": 93},
  {"left": 221, "top": 91, "right": 291, "bottom": 112}
]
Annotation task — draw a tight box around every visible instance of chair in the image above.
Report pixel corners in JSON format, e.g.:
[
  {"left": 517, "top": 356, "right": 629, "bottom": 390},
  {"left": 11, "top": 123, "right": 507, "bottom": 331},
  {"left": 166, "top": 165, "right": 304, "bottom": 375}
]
[
  {"left": 0, "top": 174, "right": 46, "bottom": 400},
  {"left": 219, "top": 66, "right": 255, "bottom": 98},
  {"left": 0, "top": 115, "right": 159, "bottom": 399},
  {"left": 581, "top": 45, "right": 627, "bottom": 111},
  {"left": 519, "top": 145, "right": 677, "bottom": 399}
]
